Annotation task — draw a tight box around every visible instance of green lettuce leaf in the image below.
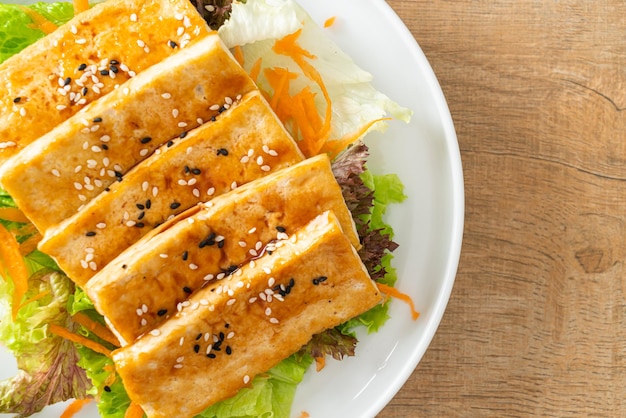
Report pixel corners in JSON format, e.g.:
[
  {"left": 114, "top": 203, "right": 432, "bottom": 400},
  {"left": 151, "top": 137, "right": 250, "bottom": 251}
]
[
  {"left": 0, "top": 2, "right": 74, "bottom": 64},
  {"left": 0, "top": 270, "right": 90, "bottom": 416}
]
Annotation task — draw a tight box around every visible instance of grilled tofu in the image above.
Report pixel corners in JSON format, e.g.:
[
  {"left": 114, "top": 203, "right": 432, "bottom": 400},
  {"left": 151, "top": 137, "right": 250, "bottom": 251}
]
[
  {"left": 0, "top": 33, "right": 256, "bottom": 232},
  {"left": 113, "top": 210, "right": 381, "bottom": 418},
  {"left": 39, "top": 91, "right": 304, "bottom": 286},
  {"left": 0, "top": 0, "right": 211, "bottom": 168},
  {"left": 85, "top": 154, "right": 360, "bottom": 345}
]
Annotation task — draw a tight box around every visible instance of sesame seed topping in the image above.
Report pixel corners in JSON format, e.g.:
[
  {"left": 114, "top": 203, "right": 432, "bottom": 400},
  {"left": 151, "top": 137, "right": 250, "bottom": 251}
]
[
  {"left": 130, "top": 13, "right": 137, "bottom": 21},
  {"left": 96, "top": 222, "right": 106, "bottom": 229},
  {"left": 269, "top": 318, "right": 279, "bottom": 324},
  {"left": 243, "top": 375, "right": 250, "bottom": 384}
]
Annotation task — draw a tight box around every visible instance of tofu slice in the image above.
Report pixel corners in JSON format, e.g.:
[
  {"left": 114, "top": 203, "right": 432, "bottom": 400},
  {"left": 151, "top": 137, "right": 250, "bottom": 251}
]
[
  {"left": 0, "top": 33, "right": 256, "bottom": 232},
  {"left": 85, "top": 154, "right": 360, "bottom": 345},
  {"left": 0, "top": 0, "right": 212, "bottom": 167},
  {"left": 39, "top": 91, "right": 304, "bottom": 286},
  {"left": 113, "top": 210, "right": 381, "bottom": 418}
]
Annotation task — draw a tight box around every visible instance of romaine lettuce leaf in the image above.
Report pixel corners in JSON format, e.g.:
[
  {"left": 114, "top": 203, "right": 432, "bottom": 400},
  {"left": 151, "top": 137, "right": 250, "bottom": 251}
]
[{"left": 0, "top": 2, "right": 73, "bottom": 64}]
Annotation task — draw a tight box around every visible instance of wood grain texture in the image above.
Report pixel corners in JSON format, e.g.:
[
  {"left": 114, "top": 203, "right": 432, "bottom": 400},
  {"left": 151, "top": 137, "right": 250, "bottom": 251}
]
[{"left": 380, "top": 1, "right": 626, "bottom": 416}]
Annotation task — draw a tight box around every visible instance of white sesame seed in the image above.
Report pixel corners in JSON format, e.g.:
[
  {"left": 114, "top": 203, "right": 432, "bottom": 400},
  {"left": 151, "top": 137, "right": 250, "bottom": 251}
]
[
  {"left": 178, "top": 121, "right": 188, "bottom": 128},
  {"left": 94, "top": 179, "right": 103, "bottom": 187},
  {"left": 177, "top": 26, "right": 185, "bottom": 36},
  {"left": 140, "top": 148, "right": 149, "bottom": 157},
  {"left": 261, "top": 165, "right": 271, "bottom": 172},
  {"left": 178, "top": 179, "right": 187, "bottom": 186},
  {"left": 89, "top": 261, "right": 97, "bottom": 271},
  {"left": 76, "top": 98, "right": 87, "bottom": 106},
  {"left": 128, "top": 71, "right": 136, "bottom": 77},
  {"left": 238, "top": 241, "right": 247, "bottom": 248},
  {"left": 126, "top": 220, "right": 136, "bottom": 227},
  {"left": 84, "top": 184, "right": 94, "bottom": 191},
  {"left": 76, "top": 38, "right": 87, "bottom": 45},
  {"left": 259, "top": 292, "right": 267, "bottom": 301},
  {"left": 243, "top": 375, "right": 250, "bottom": 384},
  {"left": 70, "top": 24, "right": 78, "bottom": 34},
  {"left": 248, "top": 227, "right": 257, "bottom": 234},
  {"left": 231, "top": 181, "right": 237, "bottom": 190},
  {"left": 207, "top": 187, "right": 215, "bottom": 196},
  {"left": 141, "top": 318, "right": 147, "bottom": 326},
  {"left": 197, "top": 118, "right": 204, "bottom": 124},
  {"left": 96, "top": 222, "right": 106, "bottom": 229},
  {"left": 187, "top": 178, "right": 197, "bottom": 186},
  {"left": 186, "top": 147, "right": 193, "bottom": 155},
  {"left": 142, "top": 181, "right": 149, "bottom": 192},
  {"left": 81, "top": 128, "right": 91, "bottom": 135},
  {"left": 265, "top": 307, "right": 272, "bottom": 316},
  {"left": 160, "top": 253, "right": 169, "bottom": 259},
  {"left": 172, "top": 108, "right": 179, "bottom": 118},
  {"left": 209, "top": 104, "right": 220, "bottom": 111},
  {"left": 173, "top": 364, "right": 183, "bottom": 369},
  {"left": 57, "top": 88, "right": 67, "bottom": 96},
  {"left": 130, "top": 13, "right": 137, "bottom": 21},
  {"left": 152, "top": 186, "right": 159, "bottom": 197},
  {"left": 226, "top": 299, "right": 236, "bottom": 306},
  {"left": 249, "top": 249, "right": 258, "bottom": 257},
  {"left": 92, "top": 85, "right": 101, "bottom": 94},
  {"left": 192, "top": 188, "right": 200, "bottom": 198},
  {"left": 249, "top": 260, "right": 256, "bottom": 269},
  {"left": 100, "top": 135, "right": 111, "bottom": 142},
  {"left": 144, "top": 46, "right": 150, "bottom": 54},
  {"left": 189, "top": 263, "right": 199, "bottom": 270},
  {"left": 78, "top": 194, "right": 87, "bottom": 202},
  {"left": 74, "top": 182, "right": 83, "bottom": 190},
  {"left": 268, "top": 150, "right": 279, "bottom": 157},
  {"left": 51, "top": 169, "right": 61, "bottom": 177},
  {"left": 240, "top": 156, "right": 250, "bottom": 163},
  {"left": 247, "top": 149, "right": 254, "bottom": 157},
  {"left": 179, "top": 337, "right": 185, "bottom": 346},
  {"left": 120, "top": 64, "right": 130, "bottom": 72},
  {"left": 161, "top": 92, "right": 172, "bottom": 99},
  {"left": 137, "top": 39, "right": 145, "bottom": 48},
  {"left": 136, "top": 308, "right": 143, "bottom": 316},
  {"left": 269, "top": 318, "right": 279, "bottom": 324},
  {"left": 249, "top": 297, "right": 257, "bottom": 303},
  {"left": 80, "top": 260, "right": 88, "bottom": 269},
  {"left": 268, "top": 277, "right": 275, "bottom": 287},
  {"left": 74, "top": 165, "right": 83, "bottom": 173},
  {"left": 203, "top": 274, "right": 214, "bottom": 281},
  {"left": 216, "top": 272, "right": 226, "bottom": 280},
  {"left": 91, "top": 145, "right": 102, "bottom": 153},
  {"left": 183, "top": 16, "right": 191, "bottom": 28},
  {"left": 56, "top": 105, "right": 66, "bottom": 111},
  {"left": 123, "top": 87, "right": 130, "bottom": 95}
]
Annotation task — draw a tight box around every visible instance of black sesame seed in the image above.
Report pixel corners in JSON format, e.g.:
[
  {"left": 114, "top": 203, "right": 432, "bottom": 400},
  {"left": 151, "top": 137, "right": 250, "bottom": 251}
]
[
  {"left": 289, "top": 278, "right": 295, "bottom": 288},
  {"left": 64, "top": 77, "right": 72, "bottom": 86},
  {"left": 13, "top": 97, "right": 21, "bottom": 103},
  {"left": 219, "top": 332, "right": 225, "bottom": 341},
  {"left": 312, "top": 276, "right": 328, "bottom": 286},
  {"left": 157, "top": 309, "right": 167, "bottom": 316},
  {"left": 213, "top": 341, "right": 222, "bottom": 351},
  {"left": 226, "top": 265, "right": 237, "bottom": 274},
  {"left": 191, "top": 168, "right": 201, "bottom": 175},
  {"left": 82, "top": 87, "right": 89, "bottom": 96},
  {"left": 217, "top": 240, "right": 225, "bottom": 249},
  {"left": 199, "top": 232, "right": 216, "bottom": 248},
  {"left": 168, "top": 40, "right": 178, "bottom": 48},
  {"left": 136, "top": 203, "right": 145, "bottom": 210},
  {"left": 86, "top": 231, "right": 96, "bottom": 237},
  {"left": 196, "top": 333, "right": 203, "bottom": 340},
  {"left": 225, "top": 346, "right": 232, "bottom": 355},
  {"left": 193, "top": 344, "right": 200, "bottom": 353},
  {"left": 93, "top": 117, "right": 103, "bottom": 123},
  {"left": 134, "top": 222, "right": 145, "bottom": 228},
  {"left": 101, "top": 144, "right": 109, "bottom": 150},
  {"left": 137, "top": 211, "right": 145, "bottom": 220},
  {"left": 104, "top": 187, "right": 111, "bottom": 192},
  {"left": 167, "top": 140, "right": 175, "bottom": 147},
  {"left": 179, "top": 131, "right": 188, "bottom": 138},
  {"left": 145, "top": 199, "right": 152, "bottom": 209},
  {"left": 207, "top": 353, "right": 216, "bottom": 358},
  {"left": 110, "top": 59, "right": 120, "bottom": 66},
  {"left": 225, "top": 323, "right": 230, "bottom": 328},
  {"left": 183, "top": 286, "right": 192, "bottom": 294},
  {"left": 140, "top": 136, "right": 152, "bottom": 144},
  {"left": 104, "top": 385, "right": 111, "bottom": 393},
  {"left": 78, "top": 63, "right": 87, "bottom": 71},
  {"left": 276, "top": 226, "right": 286, "bottom": 233},
  {"left": 110, "top": 65, "right": 119, "bottom": 73},
  {"left": 182, "top": 251, "right": 188, "bottom": 261},
  {"left": 184, "top": 165, "right": 190, "bottom": 174},
  {"left": 216, "top": 148, "right": 228, "bottom": 156},
  {"left": 170, "top": 202, "right": 181, "bottom": 210},
  {"left": 122, "top": 264, "right": 127, "bottom": 269},
  {"left": 100, "top": 69, "right": 109, "bottom": 76},
  {"left": 210, "top": 116, "right": 217, "bottom": 122},
  {"left": 218, "top": 106, "right": 227, "bottom": 113}
]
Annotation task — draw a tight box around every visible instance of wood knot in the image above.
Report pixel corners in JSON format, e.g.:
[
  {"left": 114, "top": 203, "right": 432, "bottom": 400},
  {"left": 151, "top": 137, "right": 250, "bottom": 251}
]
[{"left": 575, "top": 247, "right": 609, "bottom": 274}]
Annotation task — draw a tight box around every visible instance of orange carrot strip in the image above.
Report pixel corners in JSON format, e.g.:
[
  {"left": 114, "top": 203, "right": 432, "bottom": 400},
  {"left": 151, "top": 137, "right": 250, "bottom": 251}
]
[
  {"left": 265, "top": 68, "right": 295, "bottom": 110},
  {"left": 0, "top": 224, "right": 29, "bottom": 320},
  {"left": 314, "top": 355, "right": 326, "bottom": 372},
  {"left": 124, "top": 401, "right": 145, "bottom": 418},
  {"left": 0, "top": 208, "right": 30, "bottom": 224},
  {"left": 73, "top": 0, "right": 90, "bottom": 14},
  {"left": 273, "top": 30, "right": 333, "bottom": 157},
  {"left": 19, "top": 232, "right": 41, "bottom": 256},
  {"left": 249, "top": 57, "right": 263, "bottom": 84},
  {"left": 232, "top": 45, "right": 245, "bottom": 67},
  {"left": 20, "top": 289, "right": 50, "bottom": 308},
  {"left": 49, "top": 323, "right": 113, "bottom": 358},
  {"left": 61, "top": 399, "right": 92, "bottom": 418},
  {"left": 72, "top": 312, "right": 120, "bottom": 347},
  {"left": 376, "top": 283, "right": 420, "bottom": 320},
  {"left": 18, "top": 6, "right": 58, "bottom": 34},
  {"left": 324, "top": 16, "right": 336, "bottom": 28},
  {"left": 300, "top": 413, "right": 310, "bottom": 418},
  {"left": 321, "top": 117, "right": 392, "bottom": 158}
]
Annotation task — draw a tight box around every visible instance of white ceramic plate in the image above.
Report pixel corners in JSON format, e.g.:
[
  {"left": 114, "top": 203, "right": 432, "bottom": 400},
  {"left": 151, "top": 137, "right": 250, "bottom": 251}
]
[{"left": 0, "top": 0, "right": 463, "bottom": 417}]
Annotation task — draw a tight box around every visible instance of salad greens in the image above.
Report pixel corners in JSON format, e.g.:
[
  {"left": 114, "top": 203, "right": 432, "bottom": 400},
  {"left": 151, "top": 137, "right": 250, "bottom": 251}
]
[{"left": 0, "top": 0, "right": 410, "bottom": 416}]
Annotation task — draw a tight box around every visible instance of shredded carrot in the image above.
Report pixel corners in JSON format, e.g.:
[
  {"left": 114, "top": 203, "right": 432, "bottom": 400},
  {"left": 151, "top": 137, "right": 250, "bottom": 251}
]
[
  {"left": 321, "top": 117, "right": 392, "bottom": 158},
  {"left": 124, "top": 401, "right": 145, "bottom": 418},
  {"left": 272, "top": 29, "right": 333, "bottom": 157},
  {"left": 376, "top": 283, "right": 420, "bottom": 320},
  {"left": 249, "top": 57, "right": 263, "bottom": 84},
  {"left": 314, "top": 355, "right": 325, "bottom": 372},
  {"left": 73, "top": 0, "right": 90, "bottom": 14},
  {"left": 72, "top": 312, "right": 120, "bottom": 347},
  {"left": 49, "top": 323, "right": 113, "bottom": 358},
  {"left": 18, "top": 6, "right": 57, "bottom": 34},
  {"left": 20, "top": 289, "right": 50, "bottom": 308},
  {"left": 324, "top": 16, "right": 336, "bottom": 28},
  {"left": 0, "top": 208, "right": 30, "bottom": 224},
  {"left": 300, "top": 412, "right": 310, "bottom": 418},
  {"left": 18, "top": 232, "right": 41, "bottom": 256},
  {"left": 61, "top": 399, "right": 92, "bottom": 418},
  {"left": 264, "top": 67, "right": 298, "bottom": 111},
  {"left": 232, "top": 45, "right": 245, "bottom": 67},
  {"left": 0, "top": 224, "right": 29, "bottom": 320}
]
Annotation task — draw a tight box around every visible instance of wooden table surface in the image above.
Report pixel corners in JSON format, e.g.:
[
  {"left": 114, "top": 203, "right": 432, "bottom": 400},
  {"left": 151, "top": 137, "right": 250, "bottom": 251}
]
[{"left": 379, "top": 1, "right": 626, "bottom": 416}]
